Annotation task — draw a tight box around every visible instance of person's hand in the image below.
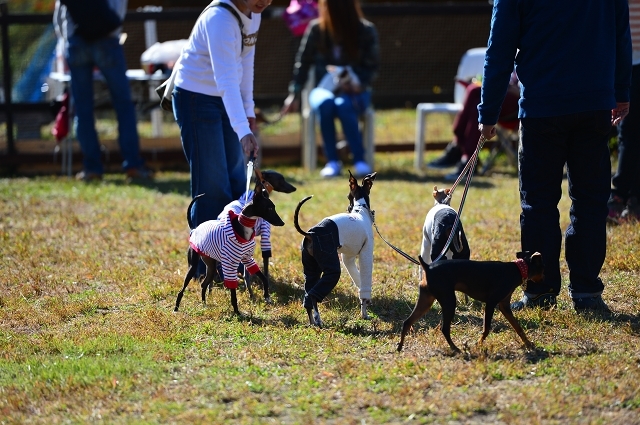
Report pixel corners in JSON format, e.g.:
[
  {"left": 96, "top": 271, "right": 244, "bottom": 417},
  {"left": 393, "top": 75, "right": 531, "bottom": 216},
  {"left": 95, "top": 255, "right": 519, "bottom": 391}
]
[
  {"left": 248, "top": 117, "right": 257, "bottom": 133},
  {"left": 478, "top": 123, "right": 497, "bottom": 140},
  {"left": 612, "top": 102, "right": 629, "bottom": 126},
  {"left": 281, "top": 93, "right": 299, "bottom": 115},
  {"left": 240, "top": 133, "right": 259, "bottom": 158}
]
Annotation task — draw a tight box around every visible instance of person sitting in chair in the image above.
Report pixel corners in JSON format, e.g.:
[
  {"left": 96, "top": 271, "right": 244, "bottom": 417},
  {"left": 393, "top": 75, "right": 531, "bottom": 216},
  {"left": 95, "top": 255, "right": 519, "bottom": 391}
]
[
  {"left": 429, "top": 72, "right": 520, "bottom": 181},
  {"left": 281, "top": 0, "right": 379, "bottom": 178}
]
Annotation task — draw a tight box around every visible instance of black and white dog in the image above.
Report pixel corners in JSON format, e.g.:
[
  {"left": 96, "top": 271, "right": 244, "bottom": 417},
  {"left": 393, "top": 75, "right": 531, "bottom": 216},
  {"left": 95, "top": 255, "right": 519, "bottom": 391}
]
[
  {"left": 420, "top": 185, "right": 470, "bottom": 266},
  {"left": 294, "top": 171, "right": 377, "bottom": 326}
]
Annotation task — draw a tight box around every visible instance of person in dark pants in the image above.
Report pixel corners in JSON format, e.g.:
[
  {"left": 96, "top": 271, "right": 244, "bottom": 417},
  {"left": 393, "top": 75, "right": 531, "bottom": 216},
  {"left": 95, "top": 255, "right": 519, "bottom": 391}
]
[
  {"left": 609, "top": 0, "right": 640, "bottom": 224},
  {"left": 478, "top": 0, "right": 632, "bottom": 312},
  {"left": 53, "top": 0, "right": 152, "bottom": 182}
]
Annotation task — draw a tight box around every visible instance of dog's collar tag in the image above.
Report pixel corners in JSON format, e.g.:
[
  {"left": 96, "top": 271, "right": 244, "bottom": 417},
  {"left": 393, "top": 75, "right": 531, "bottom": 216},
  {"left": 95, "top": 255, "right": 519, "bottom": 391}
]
[{"left": 514, "top": 258, "right": 528, "bottom": 280}]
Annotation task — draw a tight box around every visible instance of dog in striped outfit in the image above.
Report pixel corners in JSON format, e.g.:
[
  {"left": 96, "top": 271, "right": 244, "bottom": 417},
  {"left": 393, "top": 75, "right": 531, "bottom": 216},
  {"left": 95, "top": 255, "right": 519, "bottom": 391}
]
[
  {"left": 215, "top": 170, "right": 296, "bottom": 298},
  {"left": 175, "top": 176, "right": 285, "bottom": 314}
]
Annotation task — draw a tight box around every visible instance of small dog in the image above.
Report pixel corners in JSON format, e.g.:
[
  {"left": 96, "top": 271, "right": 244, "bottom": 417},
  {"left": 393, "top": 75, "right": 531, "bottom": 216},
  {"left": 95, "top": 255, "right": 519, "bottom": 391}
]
[
  {"left": 397, "top": 251, "right": 544, "bottom": 352},
  {"left": 420, "top": 186, "right": 470, "bottom": 265},
  {"left": 174, "top": 173, "right": 285, "bottom": 314},
  {"left": 294, "top": 171, "right": 377, "bottom": 327},
  {"left": 216, "top": 169, "right": 296, "bottom": 297}
]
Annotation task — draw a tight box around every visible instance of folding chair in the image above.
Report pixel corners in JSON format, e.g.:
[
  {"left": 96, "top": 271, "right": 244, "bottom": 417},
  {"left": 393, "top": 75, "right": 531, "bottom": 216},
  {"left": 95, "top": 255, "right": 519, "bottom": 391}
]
[
  {"left": 414, "top": 47, "right": 487, "bottom": 170},
  {"left": 301, "top": 69, "right": 375, "bottom": 171}
]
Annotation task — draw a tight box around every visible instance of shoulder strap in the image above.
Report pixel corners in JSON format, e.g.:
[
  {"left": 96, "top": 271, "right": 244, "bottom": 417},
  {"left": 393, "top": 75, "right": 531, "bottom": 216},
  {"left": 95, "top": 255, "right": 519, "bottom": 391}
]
[{"left": 213, "top": 1, "right": 246, "bottom": 52}]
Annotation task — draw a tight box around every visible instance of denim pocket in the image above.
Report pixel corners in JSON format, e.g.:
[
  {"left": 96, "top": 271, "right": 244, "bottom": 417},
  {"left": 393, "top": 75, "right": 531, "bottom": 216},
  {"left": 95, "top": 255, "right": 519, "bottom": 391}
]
[{"left": 314, "top": 233, "right": 338, "bottom": 254}]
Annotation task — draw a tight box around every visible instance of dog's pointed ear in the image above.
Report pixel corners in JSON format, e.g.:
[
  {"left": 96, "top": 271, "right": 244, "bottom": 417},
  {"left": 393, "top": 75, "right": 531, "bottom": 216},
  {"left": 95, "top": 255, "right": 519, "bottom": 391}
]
[
  {"left": 348, "top": 170, "right": 358, "bottom": 192},
  {"left": 531, "top": 251, "right": 543, "bottom": 264},
  {"left": 361, "top": 172, "right": 377, "bottom": 190},
  {"left": 444, "top": 188, "right": 451, "bottom": 196}
]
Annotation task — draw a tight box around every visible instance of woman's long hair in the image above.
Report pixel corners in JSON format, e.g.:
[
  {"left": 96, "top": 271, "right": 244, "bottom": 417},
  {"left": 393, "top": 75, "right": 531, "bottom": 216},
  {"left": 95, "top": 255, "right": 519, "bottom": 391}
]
[{"left": 317, "top": 0, "right": 364, "bottom": 61}]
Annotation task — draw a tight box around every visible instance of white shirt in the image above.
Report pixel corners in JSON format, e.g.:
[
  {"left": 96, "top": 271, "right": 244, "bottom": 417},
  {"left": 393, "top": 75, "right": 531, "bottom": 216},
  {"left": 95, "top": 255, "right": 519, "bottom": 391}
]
[{"left": 175, "top": 0, "right": 260, "bottom": 139}]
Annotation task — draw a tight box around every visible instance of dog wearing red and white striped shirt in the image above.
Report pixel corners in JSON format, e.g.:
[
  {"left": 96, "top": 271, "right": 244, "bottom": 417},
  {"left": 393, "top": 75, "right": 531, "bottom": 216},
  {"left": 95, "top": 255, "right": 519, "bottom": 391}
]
[{"left": 174, "top": 179, "right": 285, "bottom": 314}]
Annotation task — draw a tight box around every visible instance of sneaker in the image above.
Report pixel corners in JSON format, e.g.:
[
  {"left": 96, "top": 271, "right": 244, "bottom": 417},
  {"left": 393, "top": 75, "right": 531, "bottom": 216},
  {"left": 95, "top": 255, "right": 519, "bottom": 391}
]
[
  {"left": 572, "top": 295, "right": 610, "bottom": 312},
  {"left": 607, "top": 194, "right": 626, "bottom": 224},
  {"left": 511, "top": 291, "right": 557, "bottom": 311},
  {"left": 125, "top": 167, "right": 155, "bottom": 181},
  {"left": 319, "top": 161, "right": 342, "bottom": 178},
  {"left": 75, "top": 171, "right": 103, "bottom": 182},
  {"left": 620, "top": 196, "right": 640, "bottom": 223},
  {"left": 428, "top": 142, "right": 462, "bottom": 169},
  {"left": 353, "top": 161, "right": 372, "bottom": 178}
]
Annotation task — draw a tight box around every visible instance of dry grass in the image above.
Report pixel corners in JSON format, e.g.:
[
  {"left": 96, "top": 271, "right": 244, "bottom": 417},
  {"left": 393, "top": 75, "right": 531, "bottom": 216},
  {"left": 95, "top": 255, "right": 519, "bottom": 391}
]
[{"left": 1, "top": 152, "right": 639, "bottom": 424}]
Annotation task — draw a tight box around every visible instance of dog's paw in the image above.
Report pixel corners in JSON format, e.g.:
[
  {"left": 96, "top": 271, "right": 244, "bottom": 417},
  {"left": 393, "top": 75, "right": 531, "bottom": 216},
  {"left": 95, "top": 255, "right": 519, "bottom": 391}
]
[
  {"left": 264, "top": 296, "right": 272, "bottom": 304},
  {"left": 360, "top": 298, "right": 371, "bottom": 320}
]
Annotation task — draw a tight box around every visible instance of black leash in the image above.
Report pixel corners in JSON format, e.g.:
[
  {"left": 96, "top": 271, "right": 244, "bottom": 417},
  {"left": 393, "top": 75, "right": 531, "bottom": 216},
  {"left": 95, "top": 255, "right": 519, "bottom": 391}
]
[{"left": 373, "top": 222, "right": 420, "bottom": 265}]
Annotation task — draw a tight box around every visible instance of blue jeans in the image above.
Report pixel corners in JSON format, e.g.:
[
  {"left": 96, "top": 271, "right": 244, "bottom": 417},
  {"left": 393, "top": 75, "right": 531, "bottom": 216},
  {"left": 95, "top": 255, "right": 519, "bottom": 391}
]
[
  {"left": 519, "top": 110, "right": 611, "bottom": 298},
  {"left": 172, "top": 87, "right": 246, "bottom": 230},
  {"left": 302, "top": 219, "right": 342, "bottom": 303},
  {"left": 611, "top": 64, "right": 640, "bottom": 201},
  {"left": 66, "top": 35, "right": 143, "bottom": 175},
  {"left": 309, "top": 88, "right": 371, "bottom": 163}
]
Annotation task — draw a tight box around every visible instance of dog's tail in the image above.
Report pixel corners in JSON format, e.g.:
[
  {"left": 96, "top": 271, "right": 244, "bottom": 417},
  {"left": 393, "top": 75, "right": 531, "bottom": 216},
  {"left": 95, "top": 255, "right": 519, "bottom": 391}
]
[
  {"left": 186, "top": 193, "right": 207, "bottom": 230},
  {"left": 293, "top": 195, "right": 313, "bottom": 237}
]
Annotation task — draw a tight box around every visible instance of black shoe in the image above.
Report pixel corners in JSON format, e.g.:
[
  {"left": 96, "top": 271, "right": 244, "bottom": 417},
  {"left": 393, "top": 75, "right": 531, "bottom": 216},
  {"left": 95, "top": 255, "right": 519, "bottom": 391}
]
[
  {"left": 620, "top": 196, "right": 640, "bottom": 223},
  {"left": 607, "top": 194, "right": 626, "bottom": 224},
  {"left": 511, "top": 291, "right": 557, "bottom": 311},
  {"left": 125, "top": 167, "right": 155, "bottom": 182},
  {"left": 428, "top": 143, "right": 462, "bottom": 169},
  {"left": 573, "top": 295, "right": 610, "bottom": 312}
]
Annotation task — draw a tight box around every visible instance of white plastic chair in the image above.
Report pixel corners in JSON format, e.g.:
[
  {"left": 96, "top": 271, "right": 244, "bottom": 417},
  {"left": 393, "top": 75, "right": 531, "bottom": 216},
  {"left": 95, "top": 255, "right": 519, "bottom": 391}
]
[
  {"left": 301, "top": 69, "right": 375, "bottom": 171},
  {"left": 414, "top": 47, "right": 487, "bottom": 170}
]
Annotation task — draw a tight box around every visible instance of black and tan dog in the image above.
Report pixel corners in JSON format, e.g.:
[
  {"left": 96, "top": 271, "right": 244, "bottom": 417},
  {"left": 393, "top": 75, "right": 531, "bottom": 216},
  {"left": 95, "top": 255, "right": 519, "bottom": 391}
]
[
  {"left": 174, "top": 172, "right": 285, "bottom": 314},
  {"left": 397, "top": 251, "right": 544, "bottom": 352}
]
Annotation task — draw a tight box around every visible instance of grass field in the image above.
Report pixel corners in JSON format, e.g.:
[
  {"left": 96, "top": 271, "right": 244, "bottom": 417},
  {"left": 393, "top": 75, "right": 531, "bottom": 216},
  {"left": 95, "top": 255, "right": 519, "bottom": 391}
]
[{"left": 1, "top": 152, "right": 639, "bottom": 424}]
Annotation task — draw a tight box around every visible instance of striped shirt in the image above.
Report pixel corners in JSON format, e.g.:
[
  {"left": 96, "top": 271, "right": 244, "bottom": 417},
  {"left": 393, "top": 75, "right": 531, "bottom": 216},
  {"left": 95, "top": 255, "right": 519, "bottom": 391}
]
[
  {"left": 218, "top": 190, "right": 272, "bottom": 252},
  {"left": 631, "top": 0, "right": 640, "bottom": 64},
  {"left": 189, "top": 210, "right": 260, "bottom": 289}
]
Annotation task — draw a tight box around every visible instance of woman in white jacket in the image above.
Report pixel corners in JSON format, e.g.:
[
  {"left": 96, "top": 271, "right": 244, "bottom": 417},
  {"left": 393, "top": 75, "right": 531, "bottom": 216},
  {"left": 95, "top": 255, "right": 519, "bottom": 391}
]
[{"left": 172, "top": 0, "right": 272, "bottom": 276}]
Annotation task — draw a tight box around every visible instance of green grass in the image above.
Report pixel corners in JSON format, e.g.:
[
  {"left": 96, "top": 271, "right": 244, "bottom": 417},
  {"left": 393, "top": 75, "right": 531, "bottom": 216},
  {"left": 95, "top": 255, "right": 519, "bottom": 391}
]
[{"left": 1, "top": 153, "right": 639, "bottom": 424}]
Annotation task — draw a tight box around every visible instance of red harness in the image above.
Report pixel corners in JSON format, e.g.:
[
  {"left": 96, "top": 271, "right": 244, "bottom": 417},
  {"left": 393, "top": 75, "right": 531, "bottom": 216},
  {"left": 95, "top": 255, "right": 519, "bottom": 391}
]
[{"left": 515, "top": 258, "right": 528, "bottom": 280}]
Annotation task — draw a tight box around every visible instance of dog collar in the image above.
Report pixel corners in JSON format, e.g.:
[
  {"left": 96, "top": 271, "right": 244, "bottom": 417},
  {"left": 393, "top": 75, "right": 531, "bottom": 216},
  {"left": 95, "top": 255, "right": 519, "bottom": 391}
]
[
  {"left": 353, "top": 203, "right": 375, "bottom": 223},
  {"left": 238, "top": 213, "right": 257, "bottom": 228},
  {"left": 514, "top": 258, "right": 528, "bottom": 280}
]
